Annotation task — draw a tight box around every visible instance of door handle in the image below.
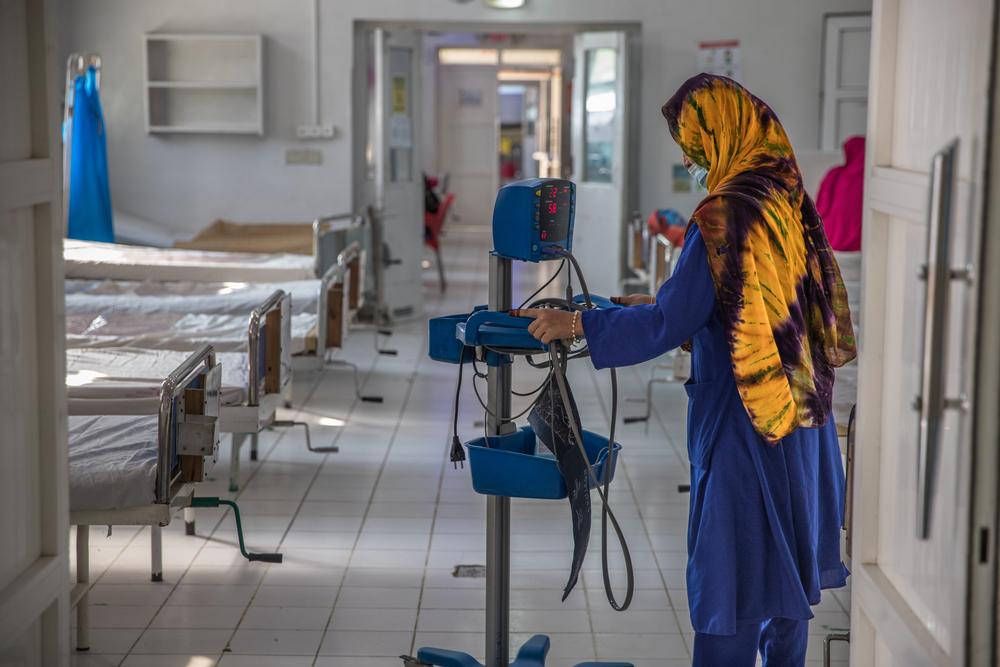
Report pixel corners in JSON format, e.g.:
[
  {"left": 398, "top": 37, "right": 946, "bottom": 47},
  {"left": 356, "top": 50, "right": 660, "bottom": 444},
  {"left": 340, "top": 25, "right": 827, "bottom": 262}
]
[
  {"left": 844, "top": 404, "right": 857, "bottom": 562},
  {"left": 913, "top": 138, "right": 968, "bottom": 540}
]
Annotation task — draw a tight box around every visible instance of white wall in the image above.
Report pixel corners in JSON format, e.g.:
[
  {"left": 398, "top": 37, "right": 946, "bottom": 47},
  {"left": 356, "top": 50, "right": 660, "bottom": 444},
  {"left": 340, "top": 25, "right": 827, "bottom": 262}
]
[{"left": 57, "top": 0, "right": 871, "bottom": 239}]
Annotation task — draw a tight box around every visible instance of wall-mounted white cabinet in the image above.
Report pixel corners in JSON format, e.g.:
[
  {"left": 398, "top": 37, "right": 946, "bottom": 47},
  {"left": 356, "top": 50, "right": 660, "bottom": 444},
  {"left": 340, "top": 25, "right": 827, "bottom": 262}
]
[{"left": 143, "top": 33, "right": 263, "bottom": 135}]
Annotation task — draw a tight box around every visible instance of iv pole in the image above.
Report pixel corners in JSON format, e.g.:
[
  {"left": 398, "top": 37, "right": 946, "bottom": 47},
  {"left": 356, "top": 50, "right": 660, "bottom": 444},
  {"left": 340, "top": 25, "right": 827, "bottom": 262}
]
[
  {"left": 485, "top": 254, "right": 514, "bottom": 666},
  {"left": 62, "top": 52, "right": 102, "bottom": 233}
]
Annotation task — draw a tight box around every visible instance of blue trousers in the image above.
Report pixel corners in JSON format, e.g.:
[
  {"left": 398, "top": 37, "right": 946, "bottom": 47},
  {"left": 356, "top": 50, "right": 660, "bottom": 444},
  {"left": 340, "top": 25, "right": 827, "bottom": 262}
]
[{"left": 693, "top": 617, "right": 808, "bottom": 667}]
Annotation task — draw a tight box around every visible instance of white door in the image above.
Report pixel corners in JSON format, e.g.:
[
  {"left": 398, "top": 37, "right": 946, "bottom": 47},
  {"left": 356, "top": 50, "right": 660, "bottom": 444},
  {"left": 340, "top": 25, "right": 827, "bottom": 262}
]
[
  {"left": 851, "top": 0, "right": 995, "bottom": 665},
  {"left": 373, "top": 28, "right": 424, "bottom": 319},
  {"left": 821, "top": 13, "right": 871, "bottom": 150},
  {"left": 571, "top": 31, "right": 631, "bottom": 297},
  {"left": 0, "top": 0, "right": 70, "bottom": 663},
  {"left": 438, "top": 64, "right": 499, "bottom": 227}
]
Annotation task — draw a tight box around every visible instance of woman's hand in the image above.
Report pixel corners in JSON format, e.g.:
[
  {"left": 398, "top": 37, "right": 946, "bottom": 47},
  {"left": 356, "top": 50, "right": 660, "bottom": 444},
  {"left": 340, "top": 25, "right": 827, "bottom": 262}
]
[
  {"left": 510, "top": 308, "right": 578, "bottom": 344},
  {"left": 611, "top": 294, "right": 656, "bottom": 306}
]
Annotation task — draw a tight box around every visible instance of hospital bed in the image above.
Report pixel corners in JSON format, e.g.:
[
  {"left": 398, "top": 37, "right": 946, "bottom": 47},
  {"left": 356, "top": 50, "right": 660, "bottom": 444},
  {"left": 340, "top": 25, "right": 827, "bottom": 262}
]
[
  {"left": 172, "top": 212, "right": 392, "bottom": 324},
  {"left": 65, "top": 241, "right": 366, "bottom": 370},
  {"left": 66, "top": 210, "right": 397, "bottom": 345},
  {"left": 65, "top": 288, "right": 317, "bottom": 493},
  {"left": 68, "top": 347, "right": 195, "bottom": 647},
  {"left": 65, "top": 213, "right": 361, "bottom": 281},
  {"left": 68, "top": 345, "right": 281, "bottom": 652}
]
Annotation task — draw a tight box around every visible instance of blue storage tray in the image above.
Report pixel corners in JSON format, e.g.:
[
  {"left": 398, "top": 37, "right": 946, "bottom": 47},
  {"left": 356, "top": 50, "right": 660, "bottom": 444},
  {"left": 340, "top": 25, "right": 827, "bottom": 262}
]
[
  {"left": 466, "top": 426, "right": 620, "bottom": 500},
  {"left": 428, "top": 307, "right": 485, "bottom": 363}
]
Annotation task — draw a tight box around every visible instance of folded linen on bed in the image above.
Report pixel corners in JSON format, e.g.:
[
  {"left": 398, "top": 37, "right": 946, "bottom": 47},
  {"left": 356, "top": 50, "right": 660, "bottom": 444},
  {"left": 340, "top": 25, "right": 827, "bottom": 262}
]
[{"left": 69, "top": 415, "right": 159, "bottom": 512}]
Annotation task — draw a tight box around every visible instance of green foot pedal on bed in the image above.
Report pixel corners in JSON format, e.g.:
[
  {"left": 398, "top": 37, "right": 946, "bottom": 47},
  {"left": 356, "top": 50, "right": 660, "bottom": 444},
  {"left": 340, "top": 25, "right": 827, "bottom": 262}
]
[{"left": 189, "top": 497, "right": 283, "bottom": 563}]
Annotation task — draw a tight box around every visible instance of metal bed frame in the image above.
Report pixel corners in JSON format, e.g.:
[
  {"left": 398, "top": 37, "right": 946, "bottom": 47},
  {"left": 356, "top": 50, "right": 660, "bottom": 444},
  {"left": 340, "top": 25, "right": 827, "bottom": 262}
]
[
  {"left": 65, "top": 288, "right": 310, "bottom": 495},
  {"left": 70, "top": 345, "right": 221, "bottom": 652},
  {"left": 213, "top": 289, "right": 333, "bottom": 495}
]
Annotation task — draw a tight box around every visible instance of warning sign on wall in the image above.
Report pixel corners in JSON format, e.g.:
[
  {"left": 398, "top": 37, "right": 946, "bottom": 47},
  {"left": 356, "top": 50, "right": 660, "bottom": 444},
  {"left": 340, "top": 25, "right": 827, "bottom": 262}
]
[
  {"left": 698, "top": 40, "right": 741, "bottom": 80},
  {"left": 391, "top": 76, "right": 407, "bottom": 114}
]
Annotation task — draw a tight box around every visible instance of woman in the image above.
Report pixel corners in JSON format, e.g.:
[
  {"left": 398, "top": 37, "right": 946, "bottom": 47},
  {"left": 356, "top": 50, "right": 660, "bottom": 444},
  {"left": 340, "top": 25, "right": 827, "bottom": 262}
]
[
  {"left": 514, "top": 74, "right": 856, "bottom": 666},
  {"left": 815, "top": 135, "right": 865, "bottom": 251}
]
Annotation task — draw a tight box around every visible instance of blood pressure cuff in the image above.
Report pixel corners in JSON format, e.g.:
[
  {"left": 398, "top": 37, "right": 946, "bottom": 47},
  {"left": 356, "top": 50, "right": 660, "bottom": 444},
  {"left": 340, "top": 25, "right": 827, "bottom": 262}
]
[{"left": 529, "top": 375, "right": 590, "bottom": 601}]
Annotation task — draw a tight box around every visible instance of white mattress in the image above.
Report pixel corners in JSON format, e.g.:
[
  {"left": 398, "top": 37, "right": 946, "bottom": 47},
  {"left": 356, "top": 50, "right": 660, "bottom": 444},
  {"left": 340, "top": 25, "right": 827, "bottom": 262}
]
[
  {"left": 69, "top": 415, "right": 159, "bottom": 512},
  {"left": 65, "top": 239, "right": 315, "bottom": 282},
  {"left": 66, "top": 308, "right": 315, "bottom": 356},
  {"left": 66, "top": 278, "right": 321, "bottom": 316},
  {"left": 833, "top": 251, "right": 862, "bottom": 429},
  {"left": 67, "top": 348, "right": 249, "bottom": 412}
]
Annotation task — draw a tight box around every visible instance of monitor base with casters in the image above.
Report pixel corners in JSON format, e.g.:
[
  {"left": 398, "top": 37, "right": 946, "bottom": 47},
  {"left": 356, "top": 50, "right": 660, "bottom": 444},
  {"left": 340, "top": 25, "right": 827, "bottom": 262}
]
[{"left": 403, "top": 635, "right": 634, "bottom": 667}]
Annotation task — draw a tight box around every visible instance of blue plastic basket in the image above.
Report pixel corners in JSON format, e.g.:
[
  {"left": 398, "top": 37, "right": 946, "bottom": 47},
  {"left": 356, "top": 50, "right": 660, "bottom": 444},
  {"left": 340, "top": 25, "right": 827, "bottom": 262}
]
[{"left": 466, "top": 426, "right": 621, "bottom": 500}]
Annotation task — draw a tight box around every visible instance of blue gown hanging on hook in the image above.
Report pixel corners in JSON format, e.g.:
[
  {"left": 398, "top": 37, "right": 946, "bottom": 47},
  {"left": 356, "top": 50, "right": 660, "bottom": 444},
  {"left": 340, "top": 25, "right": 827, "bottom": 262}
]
[{"left": 66, "top": 66, "right": 114, "bottom": 243}]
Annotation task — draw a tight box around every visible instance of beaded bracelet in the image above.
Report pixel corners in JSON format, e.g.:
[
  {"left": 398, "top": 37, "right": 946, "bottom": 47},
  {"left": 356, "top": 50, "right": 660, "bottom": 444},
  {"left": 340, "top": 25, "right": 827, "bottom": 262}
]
[{"left": 571, "top": 310, "right": 581, "bottom": 342}]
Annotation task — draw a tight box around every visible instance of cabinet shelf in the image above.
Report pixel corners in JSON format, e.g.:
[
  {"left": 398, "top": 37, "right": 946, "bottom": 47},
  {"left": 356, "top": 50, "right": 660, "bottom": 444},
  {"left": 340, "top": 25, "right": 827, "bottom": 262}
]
[
  {"left": 148, "top": 123, "right": 261, "bottom": 134},
  {"left": 147, "top": 80, "right": 259, "bottom": 89},
  {"left": 143, "top": 33, "right": 263, "bottom": 135}
]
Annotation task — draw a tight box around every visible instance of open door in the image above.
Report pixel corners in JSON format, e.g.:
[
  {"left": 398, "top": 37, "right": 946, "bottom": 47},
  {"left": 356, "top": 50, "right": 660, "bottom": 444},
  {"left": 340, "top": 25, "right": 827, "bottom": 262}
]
[
  {"left": 372, "top": 27, "right": 424, "bottom": 319},
  {"left": 570, "top": 31, "right": 631, "bottom": 296},
  {"left": 851, "top": 0, "right": 997, "bottom": 665},
  {"left": 438, "top": 64, "right": 499, "bottom": 226}
]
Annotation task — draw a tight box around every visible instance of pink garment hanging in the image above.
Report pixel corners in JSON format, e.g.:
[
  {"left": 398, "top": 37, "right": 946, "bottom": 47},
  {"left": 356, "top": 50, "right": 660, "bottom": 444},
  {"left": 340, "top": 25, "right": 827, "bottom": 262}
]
[{"left": 816, "top": 136, "right": 865, "bottom": 251}]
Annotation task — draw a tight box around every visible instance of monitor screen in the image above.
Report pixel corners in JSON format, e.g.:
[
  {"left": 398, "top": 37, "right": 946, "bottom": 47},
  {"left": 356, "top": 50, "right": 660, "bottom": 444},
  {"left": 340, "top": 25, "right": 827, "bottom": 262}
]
[{"left": 539, "top": 182, "right": 572, "bottom": 243}]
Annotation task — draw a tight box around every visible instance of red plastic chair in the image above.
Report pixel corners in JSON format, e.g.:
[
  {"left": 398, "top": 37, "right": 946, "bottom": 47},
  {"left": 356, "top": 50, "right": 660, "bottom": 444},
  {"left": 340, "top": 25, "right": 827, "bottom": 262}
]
[{"left": 425, "top": 192, "right": 455, "bottom": 291}]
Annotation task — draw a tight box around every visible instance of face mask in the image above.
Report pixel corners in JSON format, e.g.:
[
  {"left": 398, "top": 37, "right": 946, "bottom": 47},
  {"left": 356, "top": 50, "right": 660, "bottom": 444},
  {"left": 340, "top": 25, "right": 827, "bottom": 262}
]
[{"left": 687, "top": 162, "right": 709, "bottom": 190}]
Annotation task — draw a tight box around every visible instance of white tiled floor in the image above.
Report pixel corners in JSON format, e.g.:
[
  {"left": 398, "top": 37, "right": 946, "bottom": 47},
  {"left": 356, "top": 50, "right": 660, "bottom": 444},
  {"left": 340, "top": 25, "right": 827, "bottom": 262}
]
[{"left": 70, "top": 226, "right": 850, "bottom": 667}]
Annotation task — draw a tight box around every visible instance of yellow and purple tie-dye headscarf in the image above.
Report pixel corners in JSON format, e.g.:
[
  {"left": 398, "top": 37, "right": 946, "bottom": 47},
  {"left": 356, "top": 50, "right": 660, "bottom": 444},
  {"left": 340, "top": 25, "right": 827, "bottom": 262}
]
[{"left": 662, "top": 74, "right": 856, "bottom": 443}]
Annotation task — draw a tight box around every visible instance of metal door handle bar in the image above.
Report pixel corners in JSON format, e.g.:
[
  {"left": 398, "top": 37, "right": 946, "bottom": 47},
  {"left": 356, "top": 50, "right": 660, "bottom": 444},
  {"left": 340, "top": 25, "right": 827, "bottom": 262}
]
[
  {"left": 823, "top": 631, "right": 850, "bottom": 667},
  {"left": 914, "top": 138, "right": 966, "bottom": 540}
]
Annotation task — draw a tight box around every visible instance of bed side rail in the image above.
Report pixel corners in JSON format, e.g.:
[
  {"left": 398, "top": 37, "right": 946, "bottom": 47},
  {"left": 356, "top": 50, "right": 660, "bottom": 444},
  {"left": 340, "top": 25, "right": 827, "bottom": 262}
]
[
  {"left": 246, "top": 289, "right": 291, "bottom": 407},
  {"left": 316, "top": 240, "right": 364, "bottom": 353},
  {"left": 317, "top": 256, "right": 348, "bottom": 354},
  {"left": 628, "top": 213, "right": 650, "bottom": 275},
  {"left": 312, "top": 212, "right": 365, "bottom": 278},
  {"left": 649, "top": 233, "right": 678, "bottom": 294},
  {"left": 156, "top": 344, "right": 220, "bottom": 504},
  {"left": 338, "top": 241, "right": 365, "bottom": 312}
]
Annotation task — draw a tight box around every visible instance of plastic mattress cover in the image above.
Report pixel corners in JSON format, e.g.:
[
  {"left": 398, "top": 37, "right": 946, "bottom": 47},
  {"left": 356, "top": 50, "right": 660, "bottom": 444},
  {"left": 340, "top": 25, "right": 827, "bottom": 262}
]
[
  {"left": 67, "top": 348, "right": 249, "bottom": 413},
  {"left": 69, "top": 414, "right": 159, "bottom": 512},
  {"left": 64, "top": 239, "right": 315, "bottom": 282},
  {"left": 65, "top": 306, "right": 315, "bottom": 355},
  {"left": 833, "top": 251, "right": 862, "bottom": 429},
  {"left": 65, "top": 278, "right": 321, "bottom": 316}
]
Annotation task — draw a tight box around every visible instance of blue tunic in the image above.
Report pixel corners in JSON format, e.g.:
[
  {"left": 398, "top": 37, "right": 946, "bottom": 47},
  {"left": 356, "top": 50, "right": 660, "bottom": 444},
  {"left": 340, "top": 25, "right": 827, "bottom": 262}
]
[{"left": 581, "top": 224, "right": 848, "bottom": 635}]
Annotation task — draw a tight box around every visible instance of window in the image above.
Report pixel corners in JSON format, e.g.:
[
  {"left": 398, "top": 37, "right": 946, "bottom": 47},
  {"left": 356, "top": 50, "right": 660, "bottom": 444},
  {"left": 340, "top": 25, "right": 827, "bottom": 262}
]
[{"left": 583, "top": 47, "right": 617, "bottom": 183}]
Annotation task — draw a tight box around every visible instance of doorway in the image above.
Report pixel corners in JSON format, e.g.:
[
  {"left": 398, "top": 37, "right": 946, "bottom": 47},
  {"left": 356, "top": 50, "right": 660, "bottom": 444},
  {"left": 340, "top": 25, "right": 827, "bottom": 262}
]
[
  {"left": 352, "top": 22, "right": 637, "bottom": 314},
  {"left": 432, "top": 38, "right": 569, "bottom": 226}
]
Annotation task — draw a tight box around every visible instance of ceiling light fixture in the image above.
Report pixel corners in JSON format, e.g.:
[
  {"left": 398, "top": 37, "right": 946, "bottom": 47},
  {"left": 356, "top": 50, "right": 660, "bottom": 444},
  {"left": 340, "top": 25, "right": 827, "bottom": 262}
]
[{"left": 484, "top": 0, "right": 526, "bottom": 9}]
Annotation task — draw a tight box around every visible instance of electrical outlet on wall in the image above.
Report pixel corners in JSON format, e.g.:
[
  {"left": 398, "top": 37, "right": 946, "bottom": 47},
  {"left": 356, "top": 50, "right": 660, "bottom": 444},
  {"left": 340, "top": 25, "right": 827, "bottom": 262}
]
[
  {"left": 286, "top": 148, "right": 323, "bottom": 165},
  {"left": 296, "top": 124, "right": 337, "bottom": 140}
]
